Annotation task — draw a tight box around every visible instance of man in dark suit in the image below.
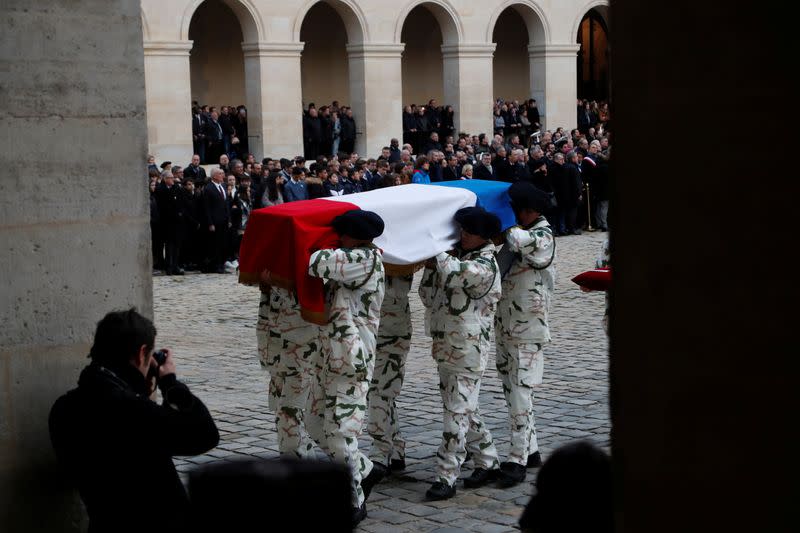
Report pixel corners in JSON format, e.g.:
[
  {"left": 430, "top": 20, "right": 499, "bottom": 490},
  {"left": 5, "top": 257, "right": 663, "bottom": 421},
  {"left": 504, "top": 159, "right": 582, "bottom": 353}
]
[
  {"left": 219, "top": 107, "right": 235, "bottom": 159},
  {"left": 443, "top": 154, "right": 460, "bottom": 181},
  {"left": 303, "top": 108, "right": 322, "bottom": 160},
  {"left": 340, "top": 108, "right": 356, "bottom": 155},
  {"left": 155, "top": 172, "right": 186, "bottom": 275},
  {"left": 184, "top": 154, "right": 207, "bottom": 185},
  {"left": 509, "top": 149, "right": 531, "bottom": 183},
  {"left": 388, "top": 138, "right": 401, "bottom": 163},
  {"left": 474, "top": 152, "right": 498, "bottom": 181},
  {"left": 563, "top": 151, "right": 584, "bottom": 235},
  {"left": 203, "top": 168, "right": 231, "bottom": 274},
  {"left": 203, "top": 111, "right": 224, "bottom": 165},
  {"left": 192, "top": 107, "right": 207, "bottom": 163}
]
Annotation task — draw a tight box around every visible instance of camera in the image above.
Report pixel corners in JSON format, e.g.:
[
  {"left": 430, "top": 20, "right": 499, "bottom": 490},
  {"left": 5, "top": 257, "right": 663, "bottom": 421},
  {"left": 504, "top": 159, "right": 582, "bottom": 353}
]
[
  {"left": 147, "top": 350, "right": 168, "bottom": 382},
  {"left": 153, "top": 349, "right": 168, "bottom": 366}
]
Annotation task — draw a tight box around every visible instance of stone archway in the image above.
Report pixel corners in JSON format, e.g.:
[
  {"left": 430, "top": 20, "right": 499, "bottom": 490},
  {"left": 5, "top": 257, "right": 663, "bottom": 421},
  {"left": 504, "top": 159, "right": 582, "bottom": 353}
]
[
  {"left": 576, "top": 7, "right": 610, "bottom": 101},
  {"left": 488, "top": 2, "right": 550, "bottom": 122},
  {"left": 295, "top": 1, "right": 369, "bottom": 157}
]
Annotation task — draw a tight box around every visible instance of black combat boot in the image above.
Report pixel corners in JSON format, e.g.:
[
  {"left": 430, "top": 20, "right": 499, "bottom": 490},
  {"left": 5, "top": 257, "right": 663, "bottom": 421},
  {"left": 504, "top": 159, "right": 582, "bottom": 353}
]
[
  {"left": 497, "top": 462, "right": 527, "bottom": 488},
  {"left": 425, "top": 481, "right": 456, "bottom": 501},
  {"left": 352, "top": 503, "right": 367, "bottom": 526},
  {"left": 389, "top": 458, "right": 406, "bottom": 472},
  {"left": 463, "top": 468, "right": 500, "bottom": 488},
  {"left": 361, "top": 462, "right": 387, "bottom": 500},
  {"left": 527, "top": 451, "right": 542, "bottom": 468}
]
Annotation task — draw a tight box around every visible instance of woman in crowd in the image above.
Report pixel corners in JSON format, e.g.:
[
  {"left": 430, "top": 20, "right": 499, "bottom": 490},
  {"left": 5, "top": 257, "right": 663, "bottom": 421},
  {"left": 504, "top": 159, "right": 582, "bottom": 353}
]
[
  {"left": 261, "top": 171, "right": 285, "bottom": 207},
  {"left": 460, "top": 164, "right": 473, "bottom": 180}
]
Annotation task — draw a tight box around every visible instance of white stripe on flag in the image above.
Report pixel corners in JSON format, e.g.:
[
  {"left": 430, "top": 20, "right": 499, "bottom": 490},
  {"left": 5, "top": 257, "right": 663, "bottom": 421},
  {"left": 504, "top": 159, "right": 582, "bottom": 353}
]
[{"left": 322, "top": 184, "right": 477, "bottom": 264}]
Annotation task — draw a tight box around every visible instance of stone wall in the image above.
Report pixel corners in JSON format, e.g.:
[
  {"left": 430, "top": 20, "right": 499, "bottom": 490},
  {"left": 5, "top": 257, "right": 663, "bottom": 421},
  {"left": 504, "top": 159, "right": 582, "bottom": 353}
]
[{"left": 0, "top": 1, "right": 152, "bottom": 530}]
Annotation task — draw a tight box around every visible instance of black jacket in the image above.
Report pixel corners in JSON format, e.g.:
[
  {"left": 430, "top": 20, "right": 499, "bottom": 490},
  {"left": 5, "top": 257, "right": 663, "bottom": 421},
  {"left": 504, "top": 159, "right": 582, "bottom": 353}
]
[
  {"left": 303, "top": 115, "right": 322, "bottom": 143},
  {"left": 49, "top": 363, "right": 219, "bottom": 533},
  {"left": 183, "top": 164, "right": 207, "bottom": 184},
  {"left": 155, "top": 183, "right": 185, "bottom": 239},
  {"left": 561, "top": 162, "right": 583, "bottom": 207},
  {"left": 443, "top": 166, "right": 460, "bottom": 181},
  {"left": 203, "top": 182, "right": 231, "bottom": 227},
  {"left": 474, "top": 164, "right": 497, "bottom": 181},
  {"left": 402, "top": 112, "right": 417, "bottom": 132},
  {"left": 340, "top": 116, "right": 356, "bottom": 142}
]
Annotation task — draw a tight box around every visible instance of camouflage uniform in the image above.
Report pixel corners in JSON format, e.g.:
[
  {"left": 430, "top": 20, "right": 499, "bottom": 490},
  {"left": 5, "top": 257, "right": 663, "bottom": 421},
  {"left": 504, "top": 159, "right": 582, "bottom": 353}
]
[
  {"left": 262, "top": 286, "right": 319, "bottom": 458},
  {"left": 495, "top": 217, "right": 556, "bottom": 466},
  {"left": 419, "top": 244, "right": 502, "bottom": 486},
  {"left": 367, "top": 274, "right": 413, "bottom": 467},
  {"left": 596, "top": 239, "right": 610, "bottom": 333},
  {"left": 306, "top": 246, "right": 386, "bottom": 508}
]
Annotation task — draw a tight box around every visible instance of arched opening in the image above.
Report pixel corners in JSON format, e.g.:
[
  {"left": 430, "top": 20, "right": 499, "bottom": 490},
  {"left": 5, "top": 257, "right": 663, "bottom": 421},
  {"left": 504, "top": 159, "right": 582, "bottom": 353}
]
[
  {"left": 300, "top": 2, "right": 350, "bottom": 109},
  {"left": 577, "top": 8, "right": 609, "bottom": 101},
  {"left": 400, "top": 6, "right": 444, "bottom": 106},
  {"left": 188, "top": 0, "right": 245, "bottom": 110},
  {"left": 492, "top": 8, "right": 530, "bottom": 102}
]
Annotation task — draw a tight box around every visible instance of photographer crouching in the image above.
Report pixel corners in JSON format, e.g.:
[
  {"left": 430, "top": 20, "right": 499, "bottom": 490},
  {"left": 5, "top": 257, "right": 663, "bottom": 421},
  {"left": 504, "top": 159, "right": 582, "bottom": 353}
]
[{"left": 49, "top": 309, "right": 219, "bottom": 533}]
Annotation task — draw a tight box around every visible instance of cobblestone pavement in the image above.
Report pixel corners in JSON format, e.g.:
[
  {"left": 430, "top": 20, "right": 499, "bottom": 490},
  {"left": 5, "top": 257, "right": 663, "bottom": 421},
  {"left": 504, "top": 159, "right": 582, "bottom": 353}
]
[{"left": 154, "top": 231, "right": 609, "bottom": 532}]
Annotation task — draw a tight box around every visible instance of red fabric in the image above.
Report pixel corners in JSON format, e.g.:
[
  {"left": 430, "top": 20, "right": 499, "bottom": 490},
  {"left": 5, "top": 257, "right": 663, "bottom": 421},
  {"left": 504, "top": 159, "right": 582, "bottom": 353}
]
[
  {"left": 571, "top": 268, "right": 612, "bottom": 291},
  {"left": 238, "top": 200, "right": 358, "bottom": 318}
]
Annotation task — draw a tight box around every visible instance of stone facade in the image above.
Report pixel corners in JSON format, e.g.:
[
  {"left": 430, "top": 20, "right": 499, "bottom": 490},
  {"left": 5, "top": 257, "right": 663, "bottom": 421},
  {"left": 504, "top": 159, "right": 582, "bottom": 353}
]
[
  {"left": 141, "top": 0, "right": 608, "bottom": 164},
  {"left": 1, "top": 1, "right": 152, "bottom": 530}
]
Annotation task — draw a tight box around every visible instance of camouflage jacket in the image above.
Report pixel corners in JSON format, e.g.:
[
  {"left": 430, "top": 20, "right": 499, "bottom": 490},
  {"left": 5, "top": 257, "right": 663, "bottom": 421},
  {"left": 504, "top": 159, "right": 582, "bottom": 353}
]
[
  {"left": 495, "top": 217, "right": 556, "bottom": 342},
  {"left": 419, "top": 243, "right": 501, "bottom": 371},
  {"left": 308, "top": 246, "right": 386, "bottom": 381},
  {"left": 378, "top": 274, "right": 413, "bottom": 339}
]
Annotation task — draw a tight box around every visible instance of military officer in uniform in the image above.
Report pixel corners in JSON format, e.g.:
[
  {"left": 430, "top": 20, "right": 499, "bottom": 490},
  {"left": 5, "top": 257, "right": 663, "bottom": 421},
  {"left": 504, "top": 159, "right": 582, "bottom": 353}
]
[
  {"left": 306, "top": 209, "right": 386, "bottom": 525},
  {"left": 420, "top": 207, "right": 503, "bottom": 501},
  {"left": 494, "top": 182, "right": 557, "bottom": 487},
  {"left": 365, "top": 272, "right": 413, "bottom": 483}
]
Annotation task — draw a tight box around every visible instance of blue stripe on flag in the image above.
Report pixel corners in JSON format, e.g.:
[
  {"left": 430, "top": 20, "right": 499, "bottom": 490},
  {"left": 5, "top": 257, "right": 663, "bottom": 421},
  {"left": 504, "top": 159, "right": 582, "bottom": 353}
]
[{"left": 431, "top": 180, "right": 516, "bottom": 230}]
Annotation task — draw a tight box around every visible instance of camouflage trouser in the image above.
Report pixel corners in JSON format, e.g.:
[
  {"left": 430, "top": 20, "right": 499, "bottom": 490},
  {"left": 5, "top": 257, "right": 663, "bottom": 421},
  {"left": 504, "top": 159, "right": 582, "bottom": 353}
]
[
  {"left": 256, "top": 291, "right": 275, "bottom": 371},
  {"left": 496, "top": 337, "right": 544, "bottom": 465},
  {"left": 367, "top": 333, "right": 411, "bottom": 465},
  {"left": 435, "top": 367, "right": 500, "bottom": 486},
  {"left": 268, "top": 372, "right": 315, "bottom": 459},
  {"left": 308, "top": 368, "right": 372, "bottom": 508},
  {"left": 305, "top": 347, "right": 328, "bottom": 454},
  {"left": 267, "top": 331, "right": 317, "bottom": 459}
]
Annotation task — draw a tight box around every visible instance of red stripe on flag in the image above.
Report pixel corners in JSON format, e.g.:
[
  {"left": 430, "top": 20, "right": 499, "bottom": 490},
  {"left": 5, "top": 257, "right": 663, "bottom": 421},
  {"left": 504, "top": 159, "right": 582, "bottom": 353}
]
[{"left": 239, "top": 199, "right": 359, "bottom": 322}]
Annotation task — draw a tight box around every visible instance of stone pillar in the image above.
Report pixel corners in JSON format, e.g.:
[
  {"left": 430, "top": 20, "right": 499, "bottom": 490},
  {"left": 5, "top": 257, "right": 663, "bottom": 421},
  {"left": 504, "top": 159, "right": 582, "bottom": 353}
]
[
  {"left": 241, "top": 42, "right": 305, "bottom": 159},
  {"left": 529, "top": 44, "right": 581, "bottom": 131},
  {"left": 347, "top": 44, "right": 405, "bottom": 158},
  {"left": 143, "top": 41, "right": 194, "bottom": 165},
  {"left": 441, "top": 44, "right": 496, "bottom": 138},
  {"left": 0, "top": 1, "right": 151, "bottom": 530}
]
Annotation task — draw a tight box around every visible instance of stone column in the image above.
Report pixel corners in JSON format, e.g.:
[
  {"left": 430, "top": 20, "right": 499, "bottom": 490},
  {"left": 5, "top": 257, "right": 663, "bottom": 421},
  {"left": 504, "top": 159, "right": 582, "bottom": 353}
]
[
  {"left": 1, "top": 1, "right": 151, "bottom": 530},
  {"left": 529, "top": 44, "right": 581, "bottom": 131},
  {"left": 441, "top": 44, "right": 496, "bottom": 138},
  {"left": 346, "top": 44, "right": 405, "bottom": 158},
  {"left": 143, "top": 41, "right": 194, "bottom": 165},
  {"left": 241, "top": 42, "right": 305, "bottom": 159}
]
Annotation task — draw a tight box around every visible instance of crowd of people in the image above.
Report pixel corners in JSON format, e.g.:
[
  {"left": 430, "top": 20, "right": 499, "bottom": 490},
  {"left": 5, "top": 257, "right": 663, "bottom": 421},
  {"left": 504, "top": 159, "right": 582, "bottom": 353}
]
[
  {"left": 191, "top": 103, "right": 250, "bottom": 164},
  {"left": 149, "top": 97, "right": 611, "bottom": 275}
]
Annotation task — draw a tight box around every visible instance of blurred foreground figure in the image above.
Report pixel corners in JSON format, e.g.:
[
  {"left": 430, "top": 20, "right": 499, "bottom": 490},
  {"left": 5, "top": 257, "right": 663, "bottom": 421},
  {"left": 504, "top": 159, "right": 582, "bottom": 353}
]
[
  {"left": 519, "top": 441, "right": 613, "bottom": 533},
  {"left": 189, "top": 458, "right": 353, "bottom": 532}
]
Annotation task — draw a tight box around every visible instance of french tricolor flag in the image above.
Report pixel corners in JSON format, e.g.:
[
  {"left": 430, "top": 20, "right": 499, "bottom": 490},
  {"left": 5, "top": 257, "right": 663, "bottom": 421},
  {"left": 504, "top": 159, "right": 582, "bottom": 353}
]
[{"left": 239, "top": 180, "right": 513, "bottom": 323}]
